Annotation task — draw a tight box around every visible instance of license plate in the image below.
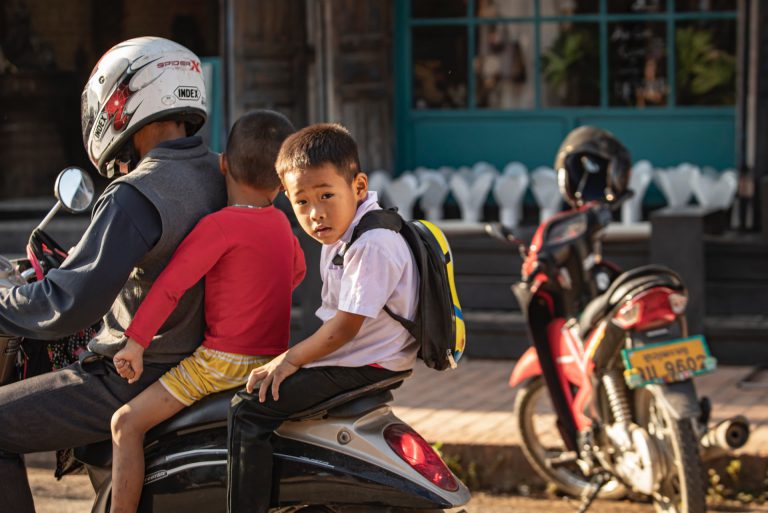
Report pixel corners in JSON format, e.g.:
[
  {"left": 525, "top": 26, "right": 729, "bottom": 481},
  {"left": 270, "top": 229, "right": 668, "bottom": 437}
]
[{"left": 622, "top": 335, "right": 717, "bottom": 389}]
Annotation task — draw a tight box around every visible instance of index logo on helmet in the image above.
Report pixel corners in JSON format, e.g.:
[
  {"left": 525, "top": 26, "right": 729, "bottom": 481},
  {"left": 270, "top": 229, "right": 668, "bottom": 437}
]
[
  {"left": 93, "top": 113, "right": 109, "bottom": 140},
  {"left": 174, "top": 86, "right": 200, "bottom": 100},
  {"left": 157, "top": 60, "right": 201, "bottom": 72}
]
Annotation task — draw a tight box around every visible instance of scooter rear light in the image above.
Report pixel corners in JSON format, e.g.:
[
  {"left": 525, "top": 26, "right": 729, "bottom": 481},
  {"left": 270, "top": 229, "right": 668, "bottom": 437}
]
[
  {"left": 668, "top": 292, "right": 688, "bottom": 314},
  {"left": 383, "top": 423, "right": 458, "bottom": 491},
  {"left": 612, "top": 288, "right": 678, "bottom": 331}
]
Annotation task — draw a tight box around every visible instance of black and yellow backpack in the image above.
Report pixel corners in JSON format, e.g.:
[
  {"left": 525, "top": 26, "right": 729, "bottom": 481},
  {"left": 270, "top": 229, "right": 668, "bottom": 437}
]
[{"left": 333, "top": 209, "right": 466, "bottom": 370}]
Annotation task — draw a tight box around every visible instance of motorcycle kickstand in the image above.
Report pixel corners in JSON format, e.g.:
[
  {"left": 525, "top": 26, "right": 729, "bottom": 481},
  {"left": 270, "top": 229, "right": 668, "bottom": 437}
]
[{"left": 575, "top": 471, "right": 611, "bottom": 513}]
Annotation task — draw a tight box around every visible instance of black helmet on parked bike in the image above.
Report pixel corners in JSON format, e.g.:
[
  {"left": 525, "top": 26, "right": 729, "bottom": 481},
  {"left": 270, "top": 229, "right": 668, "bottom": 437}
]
[{"left": 554, "top": 126, "right": 631, "bottom": 207}]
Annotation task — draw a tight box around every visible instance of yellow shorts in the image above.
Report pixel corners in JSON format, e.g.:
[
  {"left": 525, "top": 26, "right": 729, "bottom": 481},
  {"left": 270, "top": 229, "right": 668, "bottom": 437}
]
[{"left": 159, "top": 346, "right": 272, "bottom": 406}]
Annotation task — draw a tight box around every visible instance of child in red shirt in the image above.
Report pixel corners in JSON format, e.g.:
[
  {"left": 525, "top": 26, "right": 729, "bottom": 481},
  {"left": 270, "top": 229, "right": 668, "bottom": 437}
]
[{"left": 108, "top": 110, "right": 305, "bottom": 513}]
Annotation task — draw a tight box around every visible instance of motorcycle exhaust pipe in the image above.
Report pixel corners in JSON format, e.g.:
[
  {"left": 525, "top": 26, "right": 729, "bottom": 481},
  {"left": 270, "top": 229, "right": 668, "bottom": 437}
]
[{"left": 700, "top": 416, "right": 750, "bottom": 460}]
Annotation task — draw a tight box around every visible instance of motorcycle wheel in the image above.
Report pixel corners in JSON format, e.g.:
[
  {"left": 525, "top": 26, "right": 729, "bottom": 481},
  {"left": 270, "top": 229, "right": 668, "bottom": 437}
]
[
  {"left": 515, "top": 376, "right": 626, "bottom": 499},
  {"left": 634, "top": 385, "right": 706, "bottom": 513}
]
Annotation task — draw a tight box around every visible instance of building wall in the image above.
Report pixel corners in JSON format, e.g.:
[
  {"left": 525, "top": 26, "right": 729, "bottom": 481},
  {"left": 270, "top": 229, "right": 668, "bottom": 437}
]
[
  {"left": 226, "top": 0, "right": 308, "bottom": 129},
  {"left": 123, "top": 0, "right": 219, "bottom": 57},
  {"left": 23, "top": 0, "right": 90, "bottom": 72},
  {"left": 0, "top": 0, "right": 220, "bottom": 199},
  {"left": 227, "top": 0, "right": 395, "bottom": 172},
  {"left": 324, "top": 0, "right": 394, "bottom": 173}
]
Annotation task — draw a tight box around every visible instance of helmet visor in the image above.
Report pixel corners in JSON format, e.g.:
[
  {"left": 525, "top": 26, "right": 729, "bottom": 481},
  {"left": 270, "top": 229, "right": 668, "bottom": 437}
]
[{"left": 565, "top": 152, "right": 610, "bottom": 203}]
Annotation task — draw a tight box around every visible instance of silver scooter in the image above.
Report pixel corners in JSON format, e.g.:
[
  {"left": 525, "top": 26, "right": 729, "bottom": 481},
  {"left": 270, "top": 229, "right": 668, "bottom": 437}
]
[{"left": 0, "top": 167, "right": 471, "bottom": 513}]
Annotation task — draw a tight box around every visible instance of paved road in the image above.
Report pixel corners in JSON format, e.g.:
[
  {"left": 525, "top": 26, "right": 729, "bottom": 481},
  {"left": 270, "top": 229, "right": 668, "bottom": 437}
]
[{"left": 29, "top": 467, "right": 767, "bottom": 513}]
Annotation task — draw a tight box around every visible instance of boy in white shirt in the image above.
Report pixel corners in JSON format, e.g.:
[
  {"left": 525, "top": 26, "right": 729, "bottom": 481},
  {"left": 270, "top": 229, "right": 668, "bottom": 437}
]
[{"left": 226, "top": 123, "right": 419, "bottom": 513}]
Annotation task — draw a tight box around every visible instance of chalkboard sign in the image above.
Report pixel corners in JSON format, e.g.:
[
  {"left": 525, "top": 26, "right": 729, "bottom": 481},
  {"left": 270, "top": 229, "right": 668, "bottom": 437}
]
[{"left": 608, "top": 21, "right": 667, "bottom": 107}]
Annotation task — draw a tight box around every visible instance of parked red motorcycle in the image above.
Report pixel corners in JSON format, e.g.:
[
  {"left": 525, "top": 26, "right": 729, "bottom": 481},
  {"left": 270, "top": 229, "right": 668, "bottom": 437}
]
[{"left": 487, "top": 127, "right": 749, "bottom": 513}]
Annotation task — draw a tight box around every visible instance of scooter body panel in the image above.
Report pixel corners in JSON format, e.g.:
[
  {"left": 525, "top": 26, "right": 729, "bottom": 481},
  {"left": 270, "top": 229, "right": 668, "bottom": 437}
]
[{"left": 87, "top": 408, "right": 468, "bottom": 512}]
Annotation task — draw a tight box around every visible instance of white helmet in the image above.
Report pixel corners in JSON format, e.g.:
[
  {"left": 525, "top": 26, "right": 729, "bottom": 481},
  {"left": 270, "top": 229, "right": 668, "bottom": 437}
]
[{"left": 80, "top": 37, "right": 207, "bottom": 177}]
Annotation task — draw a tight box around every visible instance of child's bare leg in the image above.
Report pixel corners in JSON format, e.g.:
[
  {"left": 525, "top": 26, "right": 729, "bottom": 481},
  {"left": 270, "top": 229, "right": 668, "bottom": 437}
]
[{"left": 110, "top": 381, "right": 186, "bottom": 513}]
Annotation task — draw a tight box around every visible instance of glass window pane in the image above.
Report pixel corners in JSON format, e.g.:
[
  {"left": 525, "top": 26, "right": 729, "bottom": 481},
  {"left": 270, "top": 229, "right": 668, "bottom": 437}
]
[
  {"left": 676, "top": 20, "right": 736, "bottom": 106},
  {"left": 541, "top": 23, "right": 600, "bottom": 107},
  {"left": 476, "top": 0, "right": 534, "bottom": 18},
  {"left": 412, "top": 0, "right": 467, "bottom": 18},
  {"left": 475, "top": 23, "right": 535, "bottom": 108},
  {"left": 412, "top": 26, "right": 468, "bottom": 109},
  {"left": 540, "top": 0, "right": 599, "bottom": 16},
  {"left": 608, "top": 0, "right": 666, "bottom": 13},
  {"left": 608, "top": 22, "right": 668, "bottom": 107},
  {"left": 675, "top": 0, "right": 736, "bottom": 12}
]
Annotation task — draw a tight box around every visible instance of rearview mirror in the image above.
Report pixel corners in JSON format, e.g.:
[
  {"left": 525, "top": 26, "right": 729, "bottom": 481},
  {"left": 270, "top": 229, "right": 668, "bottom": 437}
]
[{"left": 55, "top": 167, "right": 95, "bottom": 213}]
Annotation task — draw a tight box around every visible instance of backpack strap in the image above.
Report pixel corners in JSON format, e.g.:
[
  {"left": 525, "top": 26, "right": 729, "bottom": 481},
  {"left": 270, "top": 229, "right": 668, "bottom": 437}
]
[
  {"left": 330, "top": 209, "right": 417, "bottom": 333},
  {"left": 331, "top": 209, "right": 402, "bottom": 266}
]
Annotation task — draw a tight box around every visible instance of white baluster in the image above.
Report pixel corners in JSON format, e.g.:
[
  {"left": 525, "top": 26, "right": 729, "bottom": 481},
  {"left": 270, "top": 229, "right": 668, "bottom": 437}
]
[
  {"left": 416, "top": 169, "right": 450, "bottom": 221},
  {"left": 692, "top": 166, "right": 738, "bottom": 210},
  {"left": 493, "top": 162, "right": 529, "bottom": 228},
  {"left": 449, "top": 167, "right": 496, "bottom": 223},
  {"left": 621, "top": 160, "right": 653, "bottom": 224},
  {"left": 530, "top": 166, "right": 561, "bottom": 223},
  {"left": 367, "top": 170, "right": 391, "bottom": 206},
  {"left": 386, "top": 172, "right": 428, "bottom": 220},
  {"left": 654, "top": 164, "right": 696, "bottom": 209}
]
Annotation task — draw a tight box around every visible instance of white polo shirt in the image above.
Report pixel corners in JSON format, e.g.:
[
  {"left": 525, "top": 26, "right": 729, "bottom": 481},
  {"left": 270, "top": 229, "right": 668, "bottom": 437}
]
[{"left": 304, "top": 192, "right": 419, "bottom": 371}]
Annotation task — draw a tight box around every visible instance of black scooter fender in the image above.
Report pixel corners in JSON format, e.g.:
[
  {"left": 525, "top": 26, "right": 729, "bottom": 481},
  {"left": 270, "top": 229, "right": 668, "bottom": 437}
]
[{"left": 647, "top": 380, "right": 702, "bottom": 420}]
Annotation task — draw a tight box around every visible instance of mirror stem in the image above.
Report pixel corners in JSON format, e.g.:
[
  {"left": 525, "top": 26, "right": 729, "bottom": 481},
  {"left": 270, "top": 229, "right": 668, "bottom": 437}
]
[{"left": 37, "top": 201, "right": 62, "bottom": 232}]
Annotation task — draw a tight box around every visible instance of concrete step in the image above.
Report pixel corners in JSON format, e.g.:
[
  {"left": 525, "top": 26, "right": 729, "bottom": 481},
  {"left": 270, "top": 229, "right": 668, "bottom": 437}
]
[
  {"left": 0, "top": 217, "right": 90, "bottom": 257},
  {"left": 0, "top": 197, "right": 58, "bottom": 218}
]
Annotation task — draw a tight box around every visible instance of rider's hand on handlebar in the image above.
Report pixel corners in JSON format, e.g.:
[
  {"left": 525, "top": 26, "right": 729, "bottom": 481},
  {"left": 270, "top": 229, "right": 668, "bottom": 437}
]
[{"left": 114, "top": 338, "right": 145, "bottom": 384}]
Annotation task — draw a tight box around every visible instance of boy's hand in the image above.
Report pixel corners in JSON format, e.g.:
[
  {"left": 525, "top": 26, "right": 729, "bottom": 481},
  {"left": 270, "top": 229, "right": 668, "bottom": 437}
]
[
  {"left": 114, "top": 338, "right": 145, "bottom": 384},
  {"left": 245, "top": 352, "right": 299, "bottom": 402}
]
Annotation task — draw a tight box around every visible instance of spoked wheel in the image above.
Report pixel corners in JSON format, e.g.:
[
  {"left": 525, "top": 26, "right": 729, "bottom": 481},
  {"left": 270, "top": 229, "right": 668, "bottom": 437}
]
[
  {"left": 515, "top": 376, "right": 626, "bottom": 499},
  {"left": 634, "top": 385, "right": 706, "bottom": 513}
]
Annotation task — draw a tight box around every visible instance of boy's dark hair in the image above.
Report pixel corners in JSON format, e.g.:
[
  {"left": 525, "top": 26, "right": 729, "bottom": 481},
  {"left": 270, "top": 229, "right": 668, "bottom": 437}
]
[
  {"left": 225, "top": 110, "right": 295, "bottom": 189},
  {"left": 275, "top": 123, "right": 361, "bottom": 183}
]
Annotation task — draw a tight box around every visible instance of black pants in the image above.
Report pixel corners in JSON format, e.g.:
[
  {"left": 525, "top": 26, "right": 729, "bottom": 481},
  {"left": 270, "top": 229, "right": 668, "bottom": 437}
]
[
  {"left": 227, "top": 365, "right": 399, "bottom": 513},
  {"left": 0, "top": 356, "right": 172, "bottom": 513}
]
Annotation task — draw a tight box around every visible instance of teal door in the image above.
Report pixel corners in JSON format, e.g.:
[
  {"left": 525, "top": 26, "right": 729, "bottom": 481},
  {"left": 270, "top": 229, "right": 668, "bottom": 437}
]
[
  {"left": 200, "top": 57, "right": 224, "bottom": 153},
  {"left": 395, "top": 0, "right": 738, "bottom": 194}
]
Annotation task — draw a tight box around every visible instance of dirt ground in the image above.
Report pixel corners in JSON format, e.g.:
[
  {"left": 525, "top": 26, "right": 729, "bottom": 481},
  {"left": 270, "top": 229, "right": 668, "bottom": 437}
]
[
  {"left": 27, "top": 466, "right": 768, "bottom": 513},
  {"left": 28, "top": 467, "right": 93, "bottom": 513}
]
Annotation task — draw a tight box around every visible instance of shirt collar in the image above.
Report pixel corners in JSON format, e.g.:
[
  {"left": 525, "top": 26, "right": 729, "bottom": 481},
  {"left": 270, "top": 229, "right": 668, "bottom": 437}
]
[
  {"left": 155, "top": 135, "right": 203, "bottom": 150},
  {"left": 339, "top": 191, "right": 380, "bottom": 244}
]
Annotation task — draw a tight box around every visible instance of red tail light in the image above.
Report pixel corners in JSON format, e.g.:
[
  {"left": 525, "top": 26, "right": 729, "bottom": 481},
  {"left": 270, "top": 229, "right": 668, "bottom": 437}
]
[
  {"left": 612, "top": 288, "right": 682, "bottom": 330},
  {"left": 384, "top": 423, "right": 458, "bottom": 491}
]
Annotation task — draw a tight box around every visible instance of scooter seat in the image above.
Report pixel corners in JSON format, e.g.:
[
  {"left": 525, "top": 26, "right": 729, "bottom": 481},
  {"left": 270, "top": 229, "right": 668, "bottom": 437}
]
[
  {"left": 579, "top": 265, "right": 684, "bottom": 338},
  {"left": 73, "top": 370, "right": 412, "bottom": 468},
  {"left": 287, "top": 370, "right": 411, "bottom": 420}
]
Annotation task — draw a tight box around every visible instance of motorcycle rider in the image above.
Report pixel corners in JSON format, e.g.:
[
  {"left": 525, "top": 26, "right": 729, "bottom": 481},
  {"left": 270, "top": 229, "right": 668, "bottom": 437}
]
[{"left": 0, "top": 37, "right": 226, "bottom": 512}]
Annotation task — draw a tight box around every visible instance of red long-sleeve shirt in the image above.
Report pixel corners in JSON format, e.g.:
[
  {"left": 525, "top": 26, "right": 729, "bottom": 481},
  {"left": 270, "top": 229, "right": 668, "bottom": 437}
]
[{"left": 126, "top": 206, "right": 306, "bottom": 355}]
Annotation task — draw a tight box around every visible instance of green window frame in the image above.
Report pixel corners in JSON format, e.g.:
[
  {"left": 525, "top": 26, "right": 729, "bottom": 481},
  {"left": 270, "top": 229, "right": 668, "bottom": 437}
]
[
  {"left": 394, "top": 0, "right": 738, "bottom": 179},
  {"left": 401, "top": 0, "right": 737, "bottom": 110}
]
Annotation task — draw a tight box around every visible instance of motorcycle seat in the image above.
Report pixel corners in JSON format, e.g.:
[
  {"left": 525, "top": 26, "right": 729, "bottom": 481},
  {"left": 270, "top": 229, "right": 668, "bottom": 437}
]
[
  {"left": 286, "top": 370, "right": 411, "bottom": 420},
  {"left": 579, "top": 265, "right": 684, "bottom": 338},
  {"left": 73, "top": 370, "right": 412, "bottom": 468}
]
